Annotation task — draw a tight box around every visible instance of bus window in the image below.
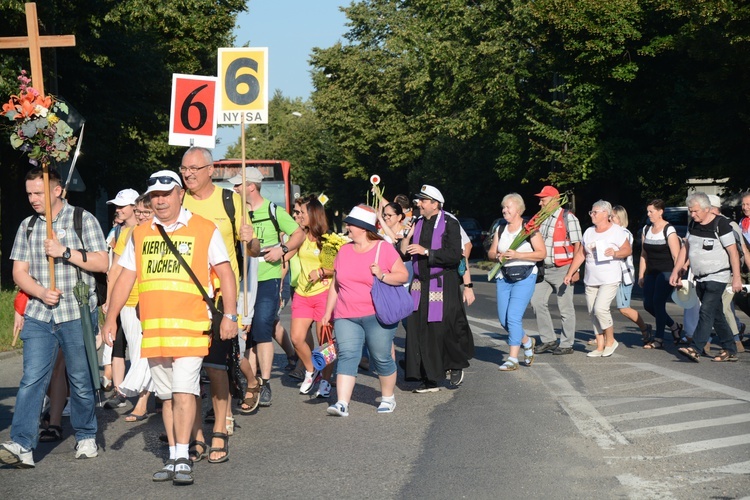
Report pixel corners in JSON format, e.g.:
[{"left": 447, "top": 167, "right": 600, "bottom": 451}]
[{"left": 212, "top": 159, "right": 299, "bottom": 211}]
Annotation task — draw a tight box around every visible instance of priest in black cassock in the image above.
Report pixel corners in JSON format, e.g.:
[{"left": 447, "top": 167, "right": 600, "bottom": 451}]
[{"left": 402, "top": 185, "right": 474, "bottom": 393}]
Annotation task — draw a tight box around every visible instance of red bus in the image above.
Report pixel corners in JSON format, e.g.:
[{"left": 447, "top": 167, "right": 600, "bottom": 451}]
[{"left": 211, "top": 159, "right": 299, "bottom": 212}]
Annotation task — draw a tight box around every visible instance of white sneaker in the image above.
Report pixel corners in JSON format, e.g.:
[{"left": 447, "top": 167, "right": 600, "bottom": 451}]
[
  {"left": 314, "top": 379, "right": 331, "bottom": 398},
  {"left": 602, "top": 341, "right": 620, "bottom": 357},
  {"left": 587, "top": 350, "right": 604, "bottom": 358},
  {"left": 0, "top": 441, "right": 34, "bottom": 468},
  {"left": 299, "top": 369, "right": 320, "bottom": 394},
  {"left": 75, "top": 438, "right": 98, "bottom": 459}
]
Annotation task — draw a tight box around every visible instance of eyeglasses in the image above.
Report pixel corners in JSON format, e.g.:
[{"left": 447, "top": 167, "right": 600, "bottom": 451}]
[
  {"left": 178, "top": 164, "right": 211, "bottom": 174},
  {"left": 147, "top": 176, "right": 179, "bottom": 187},
  {"left": 134, "top": 210, "right": 152, "bottom": 217},
  {"left": 589, "top": 210, "right": 605, "bottom": 216}
]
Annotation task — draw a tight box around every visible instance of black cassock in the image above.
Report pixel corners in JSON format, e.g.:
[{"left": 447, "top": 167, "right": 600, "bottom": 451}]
[{"left": 405, "top": 212, "right": 474, "bottom": 384}]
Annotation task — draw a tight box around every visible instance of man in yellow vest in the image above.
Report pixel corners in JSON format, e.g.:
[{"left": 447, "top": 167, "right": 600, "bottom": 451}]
[{"left": 103, "top": 170, "right": 238, "bottom": 486}]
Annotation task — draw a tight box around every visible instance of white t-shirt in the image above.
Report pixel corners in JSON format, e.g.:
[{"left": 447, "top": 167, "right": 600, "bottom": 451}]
[
  {"left": 582, "top": 224, "right": 628, "bottom": 286},
  {"left": 497, "top": 225, "right": 538, "bottom": 272}
]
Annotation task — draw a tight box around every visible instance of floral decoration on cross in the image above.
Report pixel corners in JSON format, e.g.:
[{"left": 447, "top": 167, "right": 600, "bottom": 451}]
[{"left": 2, "top": 70, "right": 77, "bottom": 165}]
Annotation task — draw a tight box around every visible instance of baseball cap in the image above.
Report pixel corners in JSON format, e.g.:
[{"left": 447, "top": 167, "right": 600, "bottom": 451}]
[
  {"left": 145, "top": 170, "right": 183, "bottom": 195},
  {"left": 343, "top": 205, "right": 378, "bottom": 233},
  {"left": 534, "top": 186, "right": 559, "bottom": 198},
  {"left": 106, "top": 188, "right": 139, "bottom": 206},
  {"left": 707, "top": 194, "right": 721, "bottom": 208},
  {"left": 227, "top": 167, "right": 264, "bottom": 185},
  {"left": 414, "top": 185, "right": 445, "bottom": 203}
]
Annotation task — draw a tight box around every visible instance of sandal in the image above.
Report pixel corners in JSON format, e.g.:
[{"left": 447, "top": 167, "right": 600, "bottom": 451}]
[
  {"left": 643, "top": 338, "right": 663, "bottom": 350},
  {"left": 172, "top": 457, "right": 194, "bottom": 485},
  {"left": 238, "top": 377, "right": 261, "bottom": 414},
  {"left": 188, "top": 440, "right": 208, "bottom": 462},
  {"left": 641, "top": 324, "right": 653, "bottom": 344},
  {"left": 671, "top": 323, "right": 684, "bottom": 344},
  {"left": 498, "top": 360, "right": 519, "bottom": 372},
  {"left": 523, "top": 338, "right": 536, "bottom": 366},
  {"left": 711, "top": 350, "right": 738, "bottom": 362},
  {"left": 677, "top": 346, "right": 700, "bottom": 363},
  {"left": 124, "top": 412, "right": 148, "bottom": 422},
  {"left": 207, "top": 432, "right": 229, "bottom": 463},
  {"left": 39, "top": 424, "right": 63, "bottom": 442}
]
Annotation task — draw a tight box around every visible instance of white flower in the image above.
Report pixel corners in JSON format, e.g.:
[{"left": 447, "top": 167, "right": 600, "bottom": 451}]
[{"left": 34, "top": 104, "right": 48, "bottom": 117}]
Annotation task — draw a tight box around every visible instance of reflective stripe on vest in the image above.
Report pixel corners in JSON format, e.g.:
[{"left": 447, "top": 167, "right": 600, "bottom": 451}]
[{"left": 552, "top": 210, "right": 574, "bottom": 266}]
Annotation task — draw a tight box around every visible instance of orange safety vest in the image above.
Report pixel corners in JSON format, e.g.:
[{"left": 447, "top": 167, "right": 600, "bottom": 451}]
[
  {"left": 133, "top": 215, "right": 216, "bottom": 358},
  {"left": 552, "top": 210, "right": 574, "bottom": 266}
]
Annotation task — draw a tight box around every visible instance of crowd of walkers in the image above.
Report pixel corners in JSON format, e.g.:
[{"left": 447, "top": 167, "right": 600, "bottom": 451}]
[{"left": 1, "top": 159, "right": 747, "bottom": 485}]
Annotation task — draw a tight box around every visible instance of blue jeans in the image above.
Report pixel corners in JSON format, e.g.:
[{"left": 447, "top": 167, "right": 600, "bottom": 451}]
[
  {"left": 693, "top": 280, "right": 736, "bottom": 353},
  {"left": 250, "top": 278, "right": 280, "bottom": 346},
  {"left": 496, "top": 273, "right": 537, "bottom": 346},
  {"left": 13, "top": 316, "right": 97, "bottom": 450},
  {"left": 643, "top": 272, "right": 675, "bottom": 339},
  {"left": 334, "top": 315, "right": 396, "bottom": 377}
]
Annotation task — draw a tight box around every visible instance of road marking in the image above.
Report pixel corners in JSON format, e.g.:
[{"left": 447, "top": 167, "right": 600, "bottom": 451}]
[
  {"left": 629, "top": 363, "right": 750, "bottom": 402},
  {"left": 534, "top": 363, "right": 629, "bottom": 449},
  {"left": 608, "top": 399, "right": 744, "bottom": 423},
  {"left": 623, "top": 413, "right": 750, "bottom": 437},
  {"left": 669, "top": 434, "right": 750, "bottom": 456},
  {"left": 593, "top": 376, "right": 676, "bottom": 394}
]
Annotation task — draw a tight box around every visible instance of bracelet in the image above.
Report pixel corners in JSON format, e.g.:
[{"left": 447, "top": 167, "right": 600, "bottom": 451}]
[
  {"left": 380, "top": 273, "right": 386, "bottom": 282},
  {"left": 464, "top": 283, "right": 473, "bottom": 288}
]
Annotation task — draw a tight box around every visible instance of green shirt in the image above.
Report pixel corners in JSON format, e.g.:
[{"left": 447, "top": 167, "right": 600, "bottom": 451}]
[{"left": 250, "top": 198, "right": 299, "bottom": 281}]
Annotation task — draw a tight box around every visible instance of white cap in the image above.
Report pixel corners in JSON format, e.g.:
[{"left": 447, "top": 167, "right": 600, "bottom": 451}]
[
  {"left": 145, "top": 170, "right": 183, "bottom": 195},
  {"left": 414, "top": 184, "right": 445, "bottom": 203},
  {"left": 707, "top": 194, "right": 721, "bottom": 208},
  {"left": 343, "top": 206, "right": 378, "bottom": 233},
  {"left": 227, "top": 167, "right": 264, "bottom": 185},
  {"left": 106, "top": 188, "right": 139, "bottom": 206}
]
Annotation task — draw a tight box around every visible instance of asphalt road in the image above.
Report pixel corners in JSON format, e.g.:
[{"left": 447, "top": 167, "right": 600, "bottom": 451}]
[{"left": 1, "top": 267, "right": 749, "bottom": 499}]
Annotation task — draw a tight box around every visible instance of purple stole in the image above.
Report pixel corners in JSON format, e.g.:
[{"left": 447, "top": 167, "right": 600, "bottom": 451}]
[{"left": 411, "top": 210, "right": 446, "bottom": 322}]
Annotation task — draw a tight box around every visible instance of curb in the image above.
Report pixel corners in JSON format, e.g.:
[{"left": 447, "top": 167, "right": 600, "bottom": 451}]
[{"left": 0, "top": 349, "right": 23, "bottom": 361}]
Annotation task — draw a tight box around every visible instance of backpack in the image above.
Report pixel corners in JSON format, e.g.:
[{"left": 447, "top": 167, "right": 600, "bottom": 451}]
[
  {"left": 248, "top": 200, "right": 281, "bottom": 244},
  {"left": 221, "top": 188, "right": 244, "bottom": 271},
  {"left": 26, "top": 206, "right": 108, "bottom": 305}
]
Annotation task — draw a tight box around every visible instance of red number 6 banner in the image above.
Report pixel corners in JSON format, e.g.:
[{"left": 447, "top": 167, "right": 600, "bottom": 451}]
[{"left": 169, "top": 74, "right": 219, "bottom": 148}]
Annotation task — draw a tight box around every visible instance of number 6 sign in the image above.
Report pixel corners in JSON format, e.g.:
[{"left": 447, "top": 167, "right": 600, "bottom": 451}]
[
  {"left": 169, "top": 74, "right": 219, "bottom": 148},
  {"left": 218, "top": 47, "right": 269, "bottom": 124}
]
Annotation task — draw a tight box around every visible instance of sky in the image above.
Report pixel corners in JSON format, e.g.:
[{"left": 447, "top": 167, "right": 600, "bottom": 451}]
[{"left": 214, "top": 0, "right": 350, "bottom": 158}]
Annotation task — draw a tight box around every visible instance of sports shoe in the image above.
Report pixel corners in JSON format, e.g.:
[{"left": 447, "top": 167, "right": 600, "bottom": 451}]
[
  {"left": 587, "top": 349, "right": 604, "bottom": 358},
  {"left": 299, "top": 369, "right": 320, "bottom": 394},
  {"left": 534, "top": 341, "right": 557, "bottom": 354},
  {"left": 0, "top": 441, "right": 34, "bottom": 468},
  {"left": 413, "top": 382, "right": 439, "bottom": 393},
  {"left": 327, "top": 401, "right": 349, "bottom": 417},
  {"left": 103, "top": 392, "right": 127, "bottom": 409},
  {"left": 602, "top": 341, "right": 619, "bottom": 357},
  {"left": 448, "top": 369, "right": 464, "bottom": 388},
  {"left": 314, "top": 379, "right": 332, "bottom": 399},
  {"left": 75, "top": 438, "right": 98, "bottom": 459},
  {"left": 259, "top": 382, "right": 272, "bottom": 407},
  {"left": 553, "top": 347, "right": 574, "bottom": 355}
]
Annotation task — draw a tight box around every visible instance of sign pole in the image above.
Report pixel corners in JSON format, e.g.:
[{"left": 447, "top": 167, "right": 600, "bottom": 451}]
[{"left": 241, "top": 115, "right": 248, "bottom": 313}]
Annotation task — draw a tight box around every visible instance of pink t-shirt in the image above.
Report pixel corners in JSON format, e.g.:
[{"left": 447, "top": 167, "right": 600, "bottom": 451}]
[{"left": 333, "top": 241, "right": 400, "bottom": 319}]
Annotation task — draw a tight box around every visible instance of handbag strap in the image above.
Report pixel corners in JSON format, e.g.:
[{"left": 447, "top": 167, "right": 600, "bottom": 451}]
[
  {"left": 156, "top": 223, "right": 221, "bottom": 316},
  {"left": 320, "top": 323, "right": 334, "bottom": 344}
]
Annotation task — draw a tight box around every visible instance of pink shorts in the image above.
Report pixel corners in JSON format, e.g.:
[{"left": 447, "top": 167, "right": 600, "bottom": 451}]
[{"left": 291, "top": 290, "right": 328, "bottom": 321}]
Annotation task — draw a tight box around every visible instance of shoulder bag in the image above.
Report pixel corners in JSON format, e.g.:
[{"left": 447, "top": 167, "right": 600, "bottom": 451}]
[{"left": 371, "top": 241, "right": 414, "bottom": 325}]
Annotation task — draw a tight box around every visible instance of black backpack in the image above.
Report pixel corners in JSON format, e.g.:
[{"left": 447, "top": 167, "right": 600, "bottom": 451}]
[{"left": 26, "top": 206, "right": 108, "bottom": 305}]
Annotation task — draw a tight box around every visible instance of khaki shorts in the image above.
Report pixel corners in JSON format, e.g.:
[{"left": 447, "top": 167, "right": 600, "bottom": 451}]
[{"left": 147, "top": 356, "right": 203, "bottom": 400}]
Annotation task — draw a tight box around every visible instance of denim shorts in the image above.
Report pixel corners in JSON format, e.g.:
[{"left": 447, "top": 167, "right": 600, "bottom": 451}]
[{"left": 249, "top": 278, "right": 280, "bottom": 346}]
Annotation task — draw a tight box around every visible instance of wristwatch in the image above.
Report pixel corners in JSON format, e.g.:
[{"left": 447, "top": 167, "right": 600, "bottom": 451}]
[
  {"left": 281, "top": 244, "right": 289, "bottom": 254},
  {"left": 223, "top": 314, "right": 238, "bottom": 322},
  {"left": 62, "top": 247, "right": 71, "bottom": 260},
  {"left": 424, "top": 249, "right": 429, "bottom": 256},
  {"left": 464, "top": 283, "right": 474, "bottom": 288}
]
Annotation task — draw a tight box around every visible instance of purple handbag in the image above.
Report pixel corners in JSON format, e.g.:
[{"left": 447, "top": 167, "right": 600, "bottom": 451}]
[{"left": 371, "top": 242, "right": 414, "bottom": 325}]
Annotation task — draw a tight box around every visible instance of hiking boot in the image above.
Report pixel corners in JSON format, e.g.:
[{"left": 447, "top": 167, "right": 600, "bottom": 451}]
[
  {"left": 534, "top": 341, "right": 557, "bottom": 354},
  {"left": 0, "top": 441, "right": 34, "bottom": 468},
  {"left": 259, "top": 382, "right": 272, "bottom": 407},
  {"left": 553, "top": 347, "right": 574, "bottom": 355}
]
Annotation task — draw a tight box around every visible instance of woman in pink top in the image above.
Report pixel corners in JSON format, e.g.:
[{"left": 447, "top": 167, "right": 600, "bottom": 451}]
[{"left": 321, "top": 205, "right": 409, "bottom": 417}]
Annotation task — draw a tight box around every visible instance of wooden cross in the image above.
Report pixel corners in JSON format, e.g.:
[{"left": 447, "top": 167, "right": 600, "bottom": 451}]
[
  {"left": 0, "top": 2, "right": 76, "bottom": 96},
  {"left": 0, "top": 2, "right": 76, "bottom": 289}
]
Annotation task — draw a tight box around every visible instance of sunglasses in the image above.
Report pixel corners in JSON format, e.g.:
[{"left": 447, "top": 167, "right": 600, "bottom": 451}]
[{"left": 147, "top": 176, "right": 179, "bottom": 187}]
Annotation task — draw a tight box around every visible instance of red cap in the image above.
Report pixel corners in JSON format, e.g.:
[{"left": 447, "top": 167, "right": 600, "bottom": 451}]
[{"left": 534, "top": 186, "right": 559, "bottom": 198}]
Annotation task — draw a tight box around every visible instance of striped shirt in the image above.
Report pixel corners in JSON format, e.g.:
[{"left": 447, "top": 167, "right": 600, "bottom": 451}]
[{"left": 10, "top": 201, "right": 107, "bottom": 323}]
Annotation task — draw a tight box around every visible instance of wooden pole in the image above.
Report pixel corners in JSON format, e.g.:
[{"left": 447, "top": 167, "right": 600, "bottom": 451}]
[
  {"left": 241, "top": 116, "right": 248, "bottom": 313},
  {"left": 42, "top": 161, "right": 55, "bottom": 290}
]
